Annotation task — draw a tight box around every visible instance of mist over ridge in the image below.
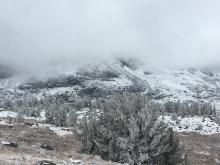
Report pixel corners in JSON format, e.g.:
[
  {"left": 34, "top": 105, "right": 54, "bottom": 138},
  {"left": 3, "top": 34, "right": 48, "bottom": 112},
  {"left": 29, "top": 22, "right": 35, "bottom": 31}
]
[{"left": 1, "top": 0, "right": 220, "bottom": 73}]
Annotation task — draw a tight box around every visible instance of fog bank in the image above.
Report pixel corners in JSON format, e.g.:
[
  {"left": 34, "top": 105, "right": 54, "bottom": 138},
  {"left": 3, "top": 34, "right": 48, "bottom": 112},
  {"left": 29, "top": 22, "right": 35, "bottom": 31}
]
[{"left": 1, "top": 0, "right": 220, "bottom": 71}]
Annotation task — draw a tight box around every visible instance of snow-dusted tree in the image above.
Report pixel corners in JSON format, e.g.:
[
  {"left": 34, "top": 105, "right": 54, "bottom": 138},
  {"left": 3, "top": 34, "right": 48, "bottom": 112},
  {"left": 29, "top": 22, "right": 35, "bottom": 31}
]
[
  {"left": 53, "top": 105, "right": 67, "bottom": 127},
  {"left": 164, "top": 101, "right": 175, "bottom": 113},
  {"left": 79, "top": 93, "right": 185, "bottom": 165},
  {"left": 213, "top": 104, "right": 217, "bottom": 117},
  {"left": 16, "top": 110, "right": 24, "bottom": 123},
  {"left": 67, "top": 109, "right": 77, "bottom": 126},
  {"left": 189, "top": 102, "right": 199, "bottom": 116},
  {"left": 199, "top": 103, "right": 213, "bottom": 116},
  {"left": 163, "top": 100, "right": 215, "bottom": 117},
  {"left": 45, "top": 102, "right": 56, "bottom": 124},
  {"left": 44, "top": 100, "right": 68, "bottom": 127},
  {"left": 75, "top": 96, "right": 92, "bottom": 110}
]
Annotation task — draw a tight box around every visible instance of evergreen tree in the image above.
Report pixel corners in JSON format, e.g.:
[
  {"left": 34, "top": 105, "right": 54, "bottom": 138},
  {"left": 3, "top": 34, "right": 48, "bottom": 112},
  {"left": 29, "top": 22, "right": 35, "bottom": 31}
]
[{"left": 79, "top": 94, "right": 186, "bottom": 165}]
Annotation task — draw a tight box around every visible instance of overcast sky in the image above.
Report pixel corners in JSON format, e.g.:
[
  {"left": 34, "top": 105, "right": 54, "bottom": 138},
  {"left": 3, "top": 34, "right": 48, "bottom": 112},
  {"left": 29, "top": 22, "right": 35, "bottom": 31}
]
[{"left": 0, "top": 0, "right": 220, "bottom": 70}]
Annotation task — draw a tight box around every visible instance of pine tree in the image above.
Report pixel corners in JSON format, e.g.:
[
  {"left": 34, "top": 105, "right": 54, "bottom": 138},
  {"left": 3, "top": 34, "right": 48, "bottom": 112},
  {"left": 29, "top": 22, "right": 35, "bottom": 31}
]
[
  {"left": 79, "top": 94, "right": 186, "bottom": 165},
  {"left": 68, "top": 109, "right": 77, "bottom": 126}
]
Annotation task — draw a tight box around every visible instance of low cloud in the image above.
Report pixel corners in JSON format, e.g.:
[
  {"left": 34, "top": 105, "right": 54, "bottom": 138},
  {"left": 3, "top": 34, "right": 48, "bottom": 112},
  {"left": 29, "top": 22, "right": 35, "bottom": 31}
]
[{"left": 0, "top": 0, "right": 220, "bottom": 71}]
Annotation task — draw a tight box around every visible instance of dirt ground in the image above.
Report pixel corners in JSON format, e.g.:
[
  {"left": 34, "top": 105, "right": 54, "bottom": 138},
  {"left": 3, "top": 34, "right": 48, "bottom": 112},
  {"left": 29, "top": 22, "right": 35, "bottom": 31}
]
[
  {"left": 178, "top": 132, "right": 220, "bottom": 165},
  {"left": 0, "top": 123, "right": 120, "bottom": 165},
  {"left": 1, "top": 122, "right": 220, "bottom": 165}
]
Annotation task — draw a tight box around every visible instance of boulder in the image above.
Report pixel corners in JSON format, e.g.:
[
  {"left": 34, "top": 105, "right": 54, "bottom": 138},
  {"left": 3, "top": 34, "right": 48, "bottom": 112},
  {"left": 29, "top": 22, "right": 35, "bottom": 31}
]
[
  {"left": 0, "top": 140, "right": 18, "bottom": 147},
  {"left": 35, "top": 160, "right": 56, "bottom": 165},
  {"left": 40, "top": 144, "right": 54, "bottom": 150}
]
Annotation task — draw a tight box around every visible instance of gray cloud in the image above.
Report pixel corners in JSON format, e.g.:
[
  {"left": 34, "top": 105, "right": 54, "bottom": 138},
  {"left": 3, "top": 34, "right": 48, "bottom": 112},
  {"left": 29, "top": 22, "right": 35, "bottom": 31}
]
[{"left": 0, "top": 0, "right": 220, "bottom": 71}]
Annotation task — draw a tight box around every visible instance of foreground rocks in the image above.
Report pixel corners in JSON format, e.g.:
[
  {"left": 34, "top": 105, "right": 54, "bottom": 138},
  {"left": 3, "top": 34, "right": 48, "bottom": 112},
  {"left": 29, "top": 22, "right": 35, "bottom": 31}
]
[
  {"left": 40, "top": 144, "right": 54, "bottom": 151},
  {"left": 36, "top": 160, "right": 56, "bottom": 165},
  {"left": 0, "top": 140, "right": 18, "bottom": 147}
]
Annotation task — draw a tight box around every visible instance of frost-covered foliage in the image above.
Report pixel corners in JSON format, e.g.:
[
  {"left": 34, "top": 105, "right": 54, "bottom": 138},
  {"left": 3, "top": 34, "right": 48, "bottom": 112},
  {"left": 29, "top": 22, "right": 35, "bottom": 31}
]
[
  {"left": 43, "top": 96, "right": 101, "bottom": 127},
  {"left": 44, "top": 98, "right": 75, "bottom": 127},
  {"left": 79, "top": 93, "right": 186, "bottom": 165},
  {"left": 45, "top": 104, "right": 68, "bottom": 127},
  {"left": 163, "top": 101, "right": 216, "bottom": 117},
  {"left": 0, "top": 95, "right": 42, "bottom": 118}
]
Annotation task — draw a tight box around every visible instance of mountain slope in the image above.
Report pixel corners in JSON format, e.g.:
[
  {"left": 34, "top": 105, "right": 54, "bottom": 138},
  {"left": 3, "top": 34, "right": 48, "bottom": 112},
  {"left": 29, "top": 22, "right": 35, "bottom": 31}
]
[{"left": 1, "top": 58, "right": 220, "bottom": 106}]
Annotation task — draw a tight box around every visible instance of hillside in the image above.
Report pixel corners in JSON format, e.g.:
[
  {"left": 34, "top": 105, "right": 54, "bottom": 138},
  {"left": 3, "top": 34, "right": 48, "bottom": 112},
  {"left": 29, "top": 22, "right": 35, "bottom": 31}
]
[{"left": 1, "top": 58, "right": 220, "bottom": 106}]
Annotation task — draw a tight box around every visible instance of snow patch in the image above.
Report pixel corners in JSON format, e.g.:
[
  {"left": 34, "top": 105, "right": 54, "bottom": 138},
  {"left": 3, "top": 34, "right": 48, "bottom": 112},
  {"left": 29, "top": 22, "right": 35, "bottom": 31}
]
[
  {"left": 49, "top": 126, "right": 72, "bottom": 136},
  {"left": 0, "top": 141, "right": 11, "bottom": 145},
  {"left": 215, "top": 158, "right": 220, "bottom": 163},
  {"left": 0, "top": 110, "right": 46, "bottom": 123},
  {"left": 24, "top": 110, "right": 46, "bottom": 121},
  {"left": 160, "top": 115, "right": 220, "bottom": 135},
  {"left": 76, "top": 108, "right": 100, "bottom": 120},
  {"left": 34, "top": 123, "right": 72, "bottom": 136},
  {"left": 70, "top": 159, "right": 83, "bottom": 164},
  {"left": 0, "top": 111, "right": 17, "bottom": 118}
]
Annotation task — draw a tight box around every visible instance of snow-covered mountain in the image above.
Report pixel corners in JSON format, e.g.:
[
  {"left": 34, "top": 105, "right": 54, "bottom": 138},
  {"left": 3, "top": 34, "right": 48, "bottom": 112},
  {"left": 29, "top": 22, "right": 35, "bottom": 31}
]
[{"left": 1, "top": 57, "right": 220, "bottom": 107}]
